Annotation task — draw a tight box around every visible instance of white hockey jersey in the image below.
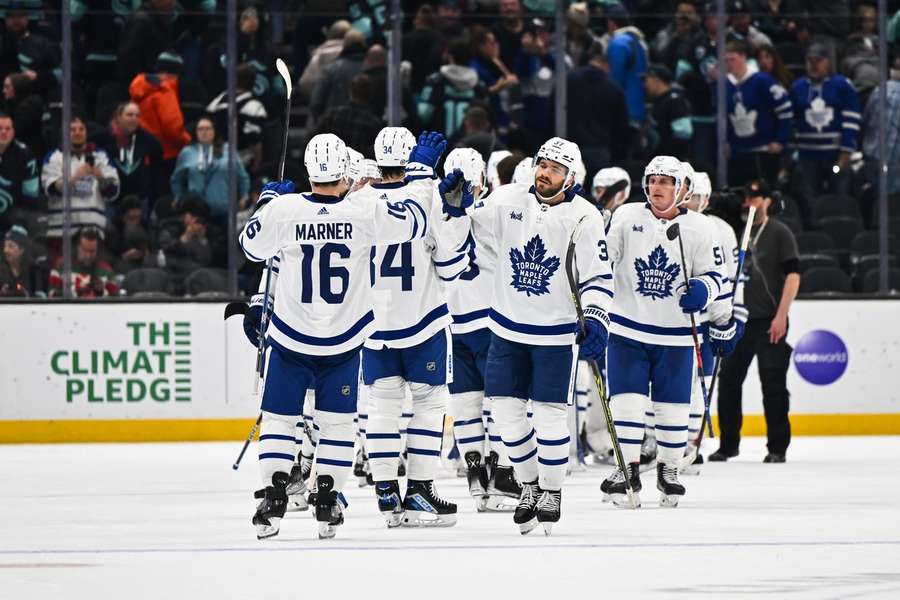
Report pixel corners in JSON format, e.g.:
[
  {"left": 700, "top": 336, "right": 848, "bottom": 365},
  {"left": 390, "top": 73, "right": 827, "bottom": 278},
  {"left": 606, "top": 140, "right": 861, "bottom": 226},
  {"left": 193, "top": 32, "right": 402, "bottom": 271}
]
[
  {"left": 364, "top": 180, "right": 471, "bottom": 349},
  {"left": 445, "top": 193, "right": 498, "bottom": 334},
  {"left": 606, "top": 203, "right": 722, "bottom": 347},
  {"left": 238, "top": 166, "right": 433, "bottom": 356},
  {"left": 703, "top": 214, "right": 747, "bottom": 325},
  {"left": 475, "top": 182, "right": 614, "bottom": 347}
]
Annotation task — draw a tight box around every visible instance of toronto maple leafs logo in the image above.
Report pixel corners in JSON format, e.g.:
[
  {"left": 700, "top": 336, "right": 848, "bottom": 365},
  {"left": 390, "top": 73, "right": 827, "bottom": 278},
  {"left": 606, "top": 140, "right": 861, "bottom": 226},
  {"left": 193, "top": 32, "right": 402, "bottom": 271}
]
[
  {"left": 509, "top": 235, "right": 560, "bottom": 296},
  {"left": 731, "top": 102, "right": 757, "bottom": 138},
  {"left": 634, "top": 245, "right": 681, "bottom": 300},
  {"left": 805, "top": 96, "right": 834, "bottom": 132}
]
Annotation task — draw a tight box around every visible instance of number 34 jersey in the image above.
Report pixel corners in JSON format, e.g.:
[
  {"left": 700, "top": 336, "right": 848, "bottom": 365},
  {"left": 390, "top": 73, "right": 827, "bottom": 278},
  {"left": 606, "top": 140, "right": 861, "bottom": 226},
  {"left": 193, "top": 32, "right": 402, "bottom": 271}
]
[
  {"left": 237, "top": 166, "right": 433, "bottom": 357},
  {"left": 364, "top": 181, "right": 472, "bottom": 350}
]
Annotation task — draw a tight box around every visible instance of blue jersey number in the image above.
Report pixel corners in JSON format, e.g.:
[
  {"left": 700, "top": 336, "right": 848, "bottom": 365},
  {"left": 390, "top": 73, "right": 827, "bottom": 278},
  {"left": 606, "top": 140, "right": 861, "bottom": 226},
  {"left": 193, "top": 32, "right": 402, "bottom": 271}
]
[
  {"left": 713, "top": 246, "right": 724, "bottom": 266},
  {"left": 458, "top": 232, "right": 480, "bottom": 281},
  {"left": 597, "top": 240, "right": 609, "bottom": 262},
  {"left": 380, "top": 242, "right": 415, "bottom": 291},
  {"left": 300, "top": 243, "right": 351, "bottom": 304}
]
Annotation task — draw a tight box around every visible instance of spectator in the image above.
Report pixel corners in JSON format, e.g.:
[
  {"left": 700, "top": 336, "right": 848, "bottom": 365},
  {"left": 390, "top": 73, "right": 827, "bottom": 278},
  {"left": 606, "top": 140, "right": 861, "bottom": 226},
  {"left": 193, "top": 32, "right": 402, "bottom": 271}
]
[
  {"left": 117, "top": 0, "right": 176, "bottom": 84},
  {"left": 170, "top": 117, "right": 250, "bottom": 226},
  {"left": 605, "top": 4, "right": 649, "bottom": 130},
  {"left": 756, "top": 43, "right": 794, "bottom": 90},
  {"left": 722, "top": 39, "right": 792, "bottom": 186},
  {"left": 435, "top": 0, "right": 464, "bottom": 39},
  {"left": 129, "top": 51, "right": 191, "bottom": 173},
  {"left": 793, "top": 0, "right": 850, "bottom": 52},
  {"left": 790, "top": 43, "right": 861, "bottom": 228},
  {"left": 0, "top": 112, "right": 39, "bottom": 231},
  {"left": 162, "top": 194, "right": 213, "bottom": 284},
  {"left": 403, "top": 5, "right": 444, "bottom": 92},
  {"left": 315, "top": 75, "right": 385, "bottom": 158},
  {"left": 840, "top": 34, "right": 880, "bottom": 105},
  {"left": 419, "top": 37, "right": 486, "bottom": 138},
  {"left": 105, "top": 194, "right": 153, "bottom": 273},
  {"left": 514, "top": 19, "right": 557, "bottom": 146},
  {"left": 751, "top": 0, "right": 794, "bottom": 45},
  {"left": 862, "top": 74, "right": 900, "bottom": 197},
  {"left": 652, "top": 1, "right": 703, "bottom": 73},
  {"left": 452, "top": 104, "right": 508, "bottom": 164},
  {"left": 91, "top": 101, "right": 164, "bottom": 209},
  {"left": 470, "top": 25, "right": 520, "bottom": 135},
  {"left": 567, "top": 42, "right": 630, "bottom": 177},
  {"left": 71, "top": 0, "right": 135, "bottom": 103},
  {"left": 41, "top": 116, "right": 120, "bottom": 242},
  {"left": 0, "top": 225, "right": 44, "bottom": 297},
  {"left": 360, "top": 44, "right": 388, "bottom": 119},
  {"left": 727, "top": 0, "right": 773, "bottom": 52},
  {"left": 679, "top": 4, "right": 719, "bottom": 168},
  {"left": 494, "top": 0, "right": 525, "bottom": 71},
  {"left": 1, "top": 73, "right": 43, "bottom": 158},
  {"left": 309, "top": 28, "right": 368, "bottom": 125},
  {"left": 644, "top": 64, "right": 693, "bottom": 160},
  {"left": 495, "top": 151, "right": 526, "bottom": 187},
  {"left": 206, "top": 63, "right": 268, "bottom": 173},
  {"left": 49, "top": 227, "right": 119, "bottom": 298},
  {"left": 714, "top": 179, "right": 799, "bottom": 464},
  {"left": 299, "top": 20, "right": 352, "bottom": 100},
  {"left": 0, "top": 4, "right": 59, "bottom": 98},
  {"left": 854, "top": 2, "right": 878, "bottom": 44}
]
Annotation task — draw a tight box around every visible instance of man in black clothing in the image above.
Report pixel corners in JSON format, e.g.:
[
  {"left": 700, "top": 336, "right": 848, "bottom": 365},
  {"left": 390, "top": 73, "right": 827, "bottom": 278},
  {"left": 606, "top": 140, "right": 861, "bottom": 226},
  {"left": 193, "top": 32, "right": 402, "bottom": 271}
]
[
  {"left": 315, "top": 75, "right": 384, "bottom": 159},
  {"left": 643, "top": 64, "right": 693, "bottom": 160},
  {"left": 712, "top": 180, "right": 800, "bottom": 464},
  {"left": 117, "top": 0, "right": 176, "bottom": 84},
  {"left": 566, "top": 42, "right": 630, "bottom": 180},
  {"left": 0, "top": 5, "right": 59, "bottom": 98},
  {"left": 0, "top": 112, "right": 39, "bottom": 231},
  {"left": 310, "top": 29, "right": 368, "bottom": 125}
]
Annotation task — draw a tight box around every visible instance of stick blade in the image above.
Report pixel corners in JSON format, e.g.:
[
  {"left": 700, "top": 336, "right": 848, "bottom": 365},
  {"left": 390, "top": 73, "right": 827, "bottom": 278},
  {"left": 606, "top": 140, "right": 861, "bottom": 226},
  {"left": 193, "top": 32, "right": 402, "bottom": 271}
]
[
  {"left": 666, "top": 222, "right": 680, "bottom": 240},
  {"left": 224, "top": 301, "right": 248, "bottom": 320},
  {"left": 275, "top": 58, "right": 292, "bottom": 98}
]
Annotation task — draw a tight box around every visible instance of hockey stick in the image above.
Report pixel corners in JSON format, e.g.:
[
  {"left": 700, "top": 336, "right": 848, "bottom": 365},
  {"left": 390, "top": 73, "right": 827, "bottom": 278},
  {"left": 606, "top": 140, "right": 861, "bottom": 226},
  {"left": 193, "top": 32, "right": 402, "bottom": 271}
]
[
  {"left": 666, "top": 223, "right": 713, "bottom": 438},
  {"left": 565, "top": 221, "right": 637, "bottom": 509},
  {"left": 693, "top": 205, "right": 757, "bottom": 451},
  {"left": 233, "top": 414, "right": 263, "bottom": 470}
]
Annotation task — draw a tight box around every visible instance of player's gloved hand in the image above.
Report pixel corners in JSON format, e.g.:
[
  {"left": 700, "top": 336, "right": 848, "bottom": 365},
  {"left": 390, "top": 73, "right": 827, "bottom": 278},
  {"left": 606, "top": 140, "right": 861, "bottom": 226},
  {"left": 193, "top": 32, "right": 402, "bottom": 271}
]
[
  {"left": 408, "top": 131, "right": 447, "bottom": 169},
  {"left": 255, "top": 180, "right": 296, "bottom": 212},
  {"left": 708, "top": 319, "right": 745, "bottom": 357},
  {"left": 563, "top": 182, "right": 584, "bottom": 203},
  {"left": 439, "top": 169, "right": 474, "bottom": 218},
  {"left": 577, "top": 308, "right": 609, "bottom": 362},
  {"left": 242, "top": 293, "right": 272, "bottom": 346},
  {"left": 677, "top": 278, "right": 710, "bottom": 313}
]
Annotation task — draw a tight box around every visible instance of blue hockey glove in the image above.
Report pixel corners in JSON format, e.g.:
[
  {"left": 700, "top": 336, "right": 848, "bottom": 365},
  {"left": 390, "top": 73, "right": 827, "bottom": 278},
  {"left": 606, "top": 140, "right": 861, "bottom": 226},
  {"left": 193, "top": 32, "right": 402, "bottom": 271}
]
[
  {"left": 563, "top": 182, "right": 584, "bottom": 203},
  {"left": 578, "top": 308, "right": 609, "bottom": 362},
  {"left": 255, "top": 179, "right": 296, "bottom": 212},
  {"left": 708, "top": 319, "right": 745, "bottom": 357},
  {"left": 439, "top": 169, "right": 474, "bottom": 218},
  {"left": 677, "top": 278, "right": 710, "bottom": 313},
  {"left": 408, "top": 131, "right": 447, "bottom": 169},
  {"left": 242, "top": 293, "right": 272, "bottom": 346}
]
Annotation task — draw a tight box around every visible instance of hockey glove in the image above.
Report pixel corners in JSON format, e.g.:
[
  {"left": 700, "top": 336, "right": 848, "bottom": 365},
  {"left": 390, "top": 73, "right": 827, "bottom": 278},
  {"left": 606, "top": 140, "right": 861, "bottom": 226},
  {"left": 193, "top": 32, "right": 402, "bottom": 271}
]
[
  {"left": 677, "top": 278, "right": 711, "bottom": 313},
  {"left": 708, "top": 319, "right": 745, "bottom": 357},
  {"left": 563, "top": 182, "right": 584, "bottom": 203},
  {"left": 439, "top": 169, "right": 474, "bottom": 218},
  {"left": 255, "top": 180, "right": 296, "bottom": 212},
  {"left": 408, "top": 131, "right": 447, "bottom": 169},
  {"left": 578, "top": 308, "right": 609, "bottom": 362},
  {"left": 242, "top": 293, "right": 272, "bottom": 346}
]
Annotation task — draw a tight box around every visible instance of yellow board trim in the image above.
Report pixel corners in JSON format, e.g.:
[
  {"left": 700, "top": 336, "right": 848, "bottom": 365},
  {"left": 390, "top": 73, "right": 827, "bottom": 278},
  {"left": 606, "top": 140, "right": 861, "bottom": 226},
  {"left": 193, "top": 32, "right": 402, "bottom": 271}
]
[{"left": 1, "top": 414, "right": 899, "bottom": 443}]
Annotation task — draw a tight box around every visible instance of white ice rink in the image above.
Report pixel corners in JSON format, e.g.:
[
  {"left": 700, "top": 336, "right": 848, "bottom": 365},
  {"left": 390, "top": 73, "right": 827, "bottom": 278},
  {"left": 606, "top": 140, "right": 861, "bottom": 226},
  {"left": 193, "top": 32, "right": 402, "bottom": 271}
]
[{"left": 2, "top": 437, "right": 899, "bottom": 600}]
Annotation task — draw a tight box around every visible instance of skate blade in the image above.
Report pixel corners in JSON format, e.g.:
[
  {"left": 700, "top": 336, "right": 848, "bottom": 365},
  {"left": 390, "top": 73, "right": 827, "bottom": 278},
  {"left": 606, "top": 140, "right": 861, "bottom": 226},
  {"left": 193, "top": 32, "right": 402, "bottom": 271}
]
[
  {"left": 255, "top": 518, "right": 281, "bottom": 540},
  {"left": 601, "top": 492, "right": 611, "bottom": 503},
  {"left": 317, "top": 521, "right": 338, "bottom": 539},
  {"left": 286, "top": 495, "right": 309, "bottom": 512},
  {"left": 484, "top": 496, "right": 517, "bottom": 512},
  {"left": 474, "top": 496, "right": 489, "bottom": 513},
  {"left": 659, "top": 493, "right": 682, "bottom": 508},
  {"left": 541, "top": 521, "right": 555, "bottom": 536},
  {"left": 357, "top": 476, "right": 369, "bottom": 488},
  {"left": 381, "top": 511, "right": 404, "bottom": 528},
  {"left": 517, "top": 516, "right": 539, "bottom": 535},
  {"left": 611, "top": 492, "right": 641, "bottom": 509},
  {"left": 402, "top": 510, "right": 457, "bottom": 528},
  {"left": 679, "top": 464, "right": 701, "bottom": 476}
]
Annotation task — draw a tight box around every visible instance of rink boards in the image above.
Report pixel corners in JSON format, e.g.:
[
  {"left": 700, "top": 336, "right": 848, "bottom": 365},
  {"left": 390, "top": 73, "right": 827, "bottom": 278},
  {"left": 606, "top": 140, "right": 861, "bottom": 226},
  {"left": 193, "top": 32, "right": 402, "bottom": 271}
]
[{"left": 0, "top": 300, "right": 898, "bottom": 442}]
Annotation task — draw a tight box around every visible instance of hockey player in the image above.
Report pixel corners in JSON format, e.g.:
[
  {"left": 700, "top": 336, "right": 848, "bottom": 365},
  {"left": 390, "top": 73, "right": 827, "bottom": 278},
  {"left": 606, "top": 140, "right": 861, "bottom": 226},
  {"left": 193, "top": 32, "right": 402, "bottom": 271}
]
[
  {"left": 480, "top": 137, "right": 613, "bottom": 534},
  {"left": 238, "top": 130, "right": 448, "bottom": 540},
  {"left": 591, "top": 167, "right": 631, "bottom": 227},
  {"left": 362, "top": 126, "right": 472, "bottom": 528},
  {"left": 601, "top": 156, "right": 722, "bottom": 508},
  {"left": 511, "top": 156, "right": 534, "bottom": 184}
]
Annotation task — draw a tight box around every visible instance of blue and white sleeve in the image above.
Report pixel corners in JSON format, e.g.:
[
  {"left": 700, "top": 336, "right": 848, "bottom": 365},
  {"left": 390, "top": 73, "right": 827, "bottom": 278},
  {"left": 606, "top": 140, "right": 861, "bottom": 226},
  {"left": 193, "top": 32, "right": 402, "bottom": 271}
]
[{"left": 576, "top": 212, "right": 614, "bottom": 323}]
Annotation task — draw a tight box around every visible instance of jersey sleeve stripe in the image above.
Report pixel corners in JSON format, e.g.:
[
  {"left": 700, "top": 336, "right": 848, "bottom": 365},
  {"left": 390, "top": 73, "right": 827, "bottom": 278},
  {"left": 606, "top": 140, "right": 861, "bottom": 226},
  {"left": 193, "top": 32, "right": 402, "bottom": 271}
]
[
  {"left": 239, "top": 235, "right": 265, "bottom": 262},
  {"left": 452, "top": 308, "right": 490, "bottom": 324},
  {"left": 433, "top": 252, "right": 467, "bottom": 267},
  {"left": 580, "top": 285, "right": 614, "bottom": 298},
  {"left": 368, "top": 303, "right": 449, "bottom": 341},
  {"left": 271, "top": 311, "right": 374, "bottom": 346}
]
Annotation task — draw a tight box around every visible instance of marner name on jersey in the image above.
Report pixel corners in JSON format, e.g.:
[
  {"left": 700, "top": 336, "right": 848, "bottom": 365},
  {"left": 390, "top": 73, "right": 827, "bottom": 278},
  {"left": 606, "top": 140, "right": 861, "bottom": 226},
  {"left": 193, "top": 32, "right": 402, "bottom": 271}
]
[{"left": 295, "top": 222, "right": 354, "bottom": 241}]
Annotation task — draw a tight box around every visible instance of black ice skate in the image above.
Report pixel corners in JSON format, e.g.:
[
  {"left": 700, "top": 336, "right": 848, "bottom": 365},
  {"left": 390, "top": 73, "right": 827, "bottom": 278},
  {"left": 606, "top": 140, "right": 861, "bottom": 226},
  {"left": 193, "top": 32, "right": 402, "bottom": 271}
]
[
  {"left": 601, "top": 462, "right": 642, "bottom": 508},
  {"left": 514, "top": 480, "right": 540, "bottom": 535},
  {"left": 485, "top": 463, "right": 521, "bottom": 512},
  {"left": 657, "top": 462, "right": 685, "bottom": 507},
  {"left": 252, "top": 472, "right": 289, "bottom": 539},
  {"left": 403, "top": 480, "right": 457, "bottom": 527},
  {"left": 639, "top": 434, "right": 657, "bottom": 472},
  {"left": 464, "top": 451, "right": 490, "bottom": 512},
  {"left": 314, "top": 475, "right": 345, "bottom": 539},
  {"left": 536, "top": 488, "right": 562, "bottom": 536},
  {"left": 354, "top": 447, "right": 374, "bottom": 487},
  {"left": 375, "top": 480, "right": 404, "bottom": 528},
  {"left": 285, "top": 454, "right": 311, "bottom": 512}
]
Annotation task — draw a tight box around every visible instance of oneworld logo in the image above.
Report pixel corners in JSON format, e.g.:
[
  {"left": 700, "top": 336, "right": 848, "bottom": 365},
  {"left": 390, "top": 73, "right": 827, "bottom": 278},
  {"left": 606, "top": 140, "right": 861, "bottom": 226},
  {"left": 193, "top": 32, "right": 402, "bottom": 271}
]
[{"left": 792, "top": 330, "right": 848, "bottom": 385}]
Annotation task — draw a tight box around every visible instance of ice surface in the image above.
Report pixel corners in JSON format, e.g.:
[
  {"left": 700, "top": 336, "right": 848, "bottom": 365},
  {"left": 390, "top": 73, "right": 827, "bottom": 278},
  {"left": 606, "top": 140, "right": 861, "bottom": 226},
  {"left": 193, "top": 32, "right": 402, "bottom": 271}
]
[{"left": 2, "top": 437, "right": 899, "bottom": 599}]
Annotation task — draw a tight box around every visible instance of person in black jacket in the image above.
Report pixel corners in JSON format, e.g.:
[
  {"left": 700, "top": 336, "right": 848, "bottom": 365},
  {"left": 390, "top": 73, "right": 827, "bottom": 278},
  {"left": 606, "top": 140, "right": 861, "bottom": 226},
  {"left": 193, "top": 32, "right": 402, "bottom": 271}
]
[
  {"left": 117, "top": 0, "right": 176, "bottom": 85},
  {"left": 315, "top": 75, "right": 385, "bottom": 159},
  {"left": 0, "top": 5, "right": 59, "bottom": 98},
  {"left": 1, "top": 72, "right": 43, "bottom": 158},
  {"left": 644, "top": 64, "right": 693, "bottom": 160},
  {"left": 309, "top": 29, "right": 368, "bottom": 125},
  {"left": 566, "top": 41, "right": 630, "bottom": 179}
]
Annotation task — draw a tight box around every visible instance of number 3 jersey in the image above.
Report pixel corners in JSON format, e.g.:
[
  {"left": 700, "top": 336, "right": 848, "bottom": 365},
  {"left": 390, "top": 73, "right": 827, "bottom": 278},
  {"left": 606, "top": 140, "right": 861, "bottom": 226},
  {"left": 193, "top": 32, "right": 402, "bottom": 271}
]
[
  {"left": 237, "top": 166, "right": 433, "bottom": 357},
  {"left": 475, "top": 182, "right": 614, "bottom": 347},
  {"left": 605, "top": 203, "right": 722, "bottom": 347},
  {"left": 363, "top": 181, "right": 472, "bottom": 350}
]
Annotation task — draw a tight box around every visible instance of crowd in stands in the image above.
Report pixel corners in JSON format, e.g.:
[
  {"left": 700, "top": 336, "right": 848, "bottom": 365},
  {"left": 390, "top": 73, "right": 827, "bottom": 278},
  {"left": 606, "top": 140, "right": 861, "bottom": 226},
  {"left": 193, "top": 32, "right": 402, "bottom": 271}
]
[{"left": 0, "top": 0, "right": 899, "bottom": 298}]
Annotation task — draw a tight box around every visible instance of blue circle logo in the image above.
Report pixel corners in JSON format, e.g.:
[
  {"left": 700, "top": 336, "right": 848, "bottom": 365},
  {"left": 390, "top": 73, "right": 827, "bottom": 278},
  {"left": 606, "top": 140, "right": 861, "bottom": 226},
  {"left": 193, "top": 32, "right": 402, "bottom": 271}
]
[{"left": 792, "top": 330, "right": 848, "bottom": 385}]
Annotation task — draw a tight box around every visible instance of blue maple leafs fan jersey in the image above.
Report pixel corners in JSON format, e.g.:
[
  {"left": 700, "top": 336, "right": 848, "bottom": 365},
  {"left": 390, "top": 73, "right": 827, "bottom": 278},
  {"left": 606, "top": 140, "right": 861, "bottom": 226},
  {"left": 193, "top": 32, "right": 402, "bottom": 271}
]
[
  {"left": 790, "top": 74, "right": 861, "bottom": 161},
  {"left": 723, "top": 66, "right": 793, "bottom": 153}
]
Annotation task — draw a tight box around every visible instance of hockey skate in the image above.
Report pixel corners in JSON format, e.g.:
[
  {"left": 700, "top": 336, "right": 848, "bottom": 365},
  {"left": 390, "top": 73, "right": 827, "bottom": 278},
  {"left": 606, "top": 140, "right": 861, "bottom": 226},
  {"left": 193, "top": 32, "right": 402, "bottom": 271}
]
[
  {"left": 397, "top": 453, "right": 407, "bottom": 478},
  {"left": 639, "top": 434, "right": 657, "bottom": 472},
  {"left": 353, "top": 448, "right": 374, "bottom": 487},
  {"left": 314, "top": 475, "right": 345, "bottom": 539},
  {"left": 252, "top": 472, "right": 289, "bottom": 539},
  {"left": 464, "top": 451, "right": 489, "bottom": 512},
  {"left": 601, "top": 463, "right": 642, "bottom": 508},
  {"left": 402, "top": 480, "right": 457, "bottom": 527},
  {"left": 375, "top": 480, "right": 404, "bottom": 528},
  {"left": 484, "top": 463, "right": 521, "bottom": 512},
  {"left": 513, "top": 480, "right": 540, "bottom": 535},
  {"left": 657, "top": 463, "right": 685, "bottom": 507},
  {"left": 679, "top": 443, "right": 703, "bottom": 476},
  {"left": 285, "top": 454, "right": 311, "bottom": 512},
  {"left": 536, "top": 489, "right": 561, "bottom": 536}
]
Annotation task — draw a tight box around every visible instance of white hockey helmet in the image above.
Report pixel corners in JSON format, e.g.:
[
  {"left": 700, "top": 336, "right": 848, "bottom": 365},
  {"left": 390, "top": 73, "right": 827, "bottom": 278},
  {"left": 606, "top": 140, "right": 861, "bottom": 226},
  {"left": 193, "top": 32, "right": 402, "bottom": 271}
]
[
  {"left": 304, "top": 133, "right": 349, "bottom": 183},
  {"left": 374, "top": 126, "right": 416, "bottom": 167},
  {"left": 692, "top": 171, "right": 712, "bottom": 212},
  {"left": 443, "top": 147, "right": 486, "bottom": 189},
  {"left": 362, "top": 159, "right": 381, "bottom": 180},
  {"left": 573, "top": 158, "right": 587, "bottom": 187},
  {"left": 512, "top": 157, "right": 534, "bottom": 184},
  {"left": 534, "top": 137, "right": 582, "bottom": 186},
  {"left": 642, "top": 155, "right": 686, "bottom": 205},
  {"left": 592, "top": 166, "right": 632, "bottom": 202},
  {"left": 486, "top": 149, "right": 512, "bottom": 191},
  {"left": 679, "top": 161, "right": 696, "bottom": 205},
  {"left": 346, "top": 146, "right": 364, "bottom": 183}
]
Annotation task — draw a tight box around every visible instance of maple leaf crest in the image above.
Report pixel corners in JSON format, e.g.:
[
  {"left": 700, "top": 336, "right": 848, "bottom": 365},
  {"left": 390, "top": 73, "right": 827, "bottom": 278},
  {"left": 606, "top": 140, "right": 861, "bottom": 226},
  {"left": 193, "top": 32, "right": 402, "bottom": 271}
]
[
  {"left": 634, "top": 245, "right": 681, "bottom": 300},
  {"left": 509, "top": 235, "right": 560, "bottom": 297},
  {"left": 730, "top": 102, "right": 757, "bottom": 138}
]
